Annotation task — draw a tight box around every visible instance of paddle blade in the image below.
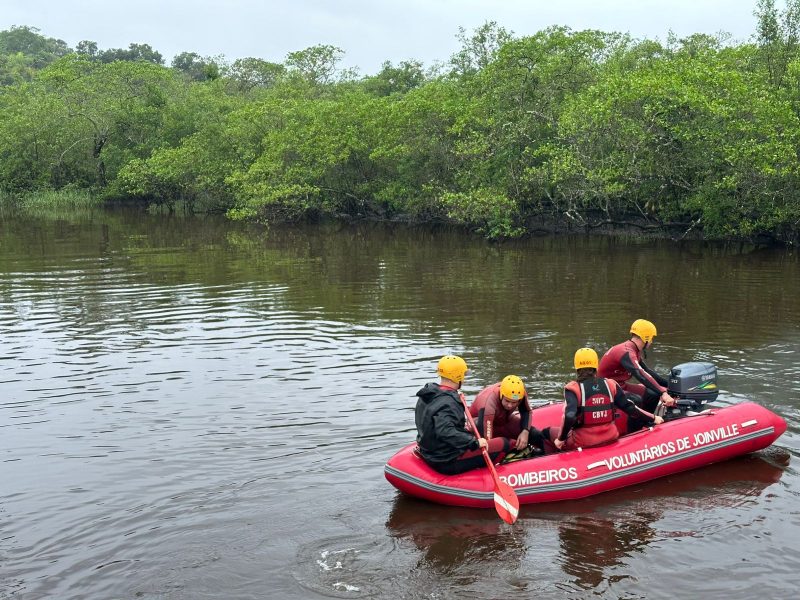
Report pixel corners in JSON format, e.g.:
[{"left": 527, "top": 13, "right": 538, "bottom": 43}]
[{"left": 493, "top": 479, "right": 520, "bottom": 524}]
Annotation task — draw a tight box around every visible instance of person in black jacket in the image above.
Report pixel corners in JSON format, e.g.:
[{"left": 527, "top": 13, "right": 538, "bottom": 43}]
[{"left": 415, "top": 355, "right": 510, "bottom": 475}]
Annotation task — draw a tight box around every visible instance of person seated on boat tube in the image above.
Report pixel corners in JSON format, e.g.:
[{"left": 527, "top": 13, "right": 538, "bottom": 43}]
[
  {"left": 415, "top": 355, "right": 511, "bottom": 476},
  {"left": 598, "top": 319, "right": 678, "bottom": 432},
  {"left": 469, "top": 375, "right": 546, "bottom": 454},
  {"left": 543, "top": 348, "right": 664, "bottom": 452}
]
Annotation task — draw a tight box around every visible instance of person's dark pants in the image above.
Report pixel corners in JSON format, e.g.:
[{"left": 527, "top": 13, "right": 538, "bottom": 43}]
[
  {"left": 527, "top": 427, "right": 546, "bottom": 451},
  {"left": 623, "top": 384, "right": 660, "bottom": 433},
  {"left": 428, "top": 437, "right": 510, "bottom": 475}
]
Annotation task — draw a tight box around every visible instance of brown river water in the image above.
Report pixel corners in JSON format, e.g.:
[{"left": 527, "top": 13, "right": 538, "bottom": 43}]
[{"left": 1, "top": 207, "right": 799, "bottom": 599}]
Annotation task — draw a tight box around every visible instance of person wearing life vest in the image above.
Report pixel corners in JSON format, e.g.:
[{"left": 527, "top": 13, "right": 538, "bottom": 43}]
[
  {"left": 545, "top": 348, "right": 664, "bottom": 451},
  {"left": 469, "top": 375, "right": 546, "bottom": 453},
  {"left": 415, "top": 355, "right": 510, "bottom": 475},
  {"left": 598, "top": 319, "right": 677, "bottom": 431}
]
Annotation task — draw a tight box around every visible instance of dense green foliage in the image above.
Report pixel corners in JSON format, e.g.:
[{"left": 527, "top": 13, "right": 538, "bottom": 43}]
[{"left": 2, "top": 2, "right": 800, "bottom": 242}]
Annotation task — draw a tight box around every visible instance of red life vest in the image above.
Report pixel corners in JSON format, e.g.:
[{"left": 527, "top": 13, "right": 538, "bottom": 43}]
[
  {"left": 598, "top": 341, "right": 639, "bottom": 383},
  {"left": 565, "top": 378, "right": 617, "bottom": 427}
]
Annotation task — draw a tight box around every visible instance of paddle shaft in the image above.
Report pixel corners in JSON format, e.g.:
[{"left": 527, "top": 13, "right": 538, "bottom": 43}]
[
  {"left": 458, "top": 393, "right": 507, "bottom": 492},
  {"left": 457, "top": 391, "right": 520, "bottom": 523}
]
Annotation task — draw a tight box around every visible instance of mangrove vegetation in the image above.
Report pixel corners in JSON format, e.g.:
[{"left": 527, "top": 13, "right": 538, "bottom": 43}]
[{"left": 2, "top": 0, "right": 800, "bottom": 242}]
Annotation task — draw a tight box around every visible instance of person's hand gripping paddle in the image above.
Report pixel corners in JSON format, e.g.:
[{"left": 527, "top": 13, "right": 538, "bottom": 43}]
[{"left": 458, "top": 392, "right": 519, "bottom": 524}]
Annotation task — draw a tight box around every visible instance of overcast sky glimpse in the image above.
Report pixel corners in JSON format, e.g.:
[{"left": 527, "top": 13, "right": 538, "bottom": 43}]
[{"left": 3, "top": 0, "right": 759, "bottom": 73}]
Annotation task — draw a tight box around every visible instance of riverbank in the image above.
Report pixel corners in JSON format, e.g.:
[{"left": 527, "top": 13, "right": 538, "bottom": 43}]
[
  {"left": 4, "top": 9, "right": 800, "bottom": 248},
  {"left": 2, "top": 191, "right": 795, "bottom": 247},
  {"left": 227, "top": 199, "right": 799, "bottom": 246}
]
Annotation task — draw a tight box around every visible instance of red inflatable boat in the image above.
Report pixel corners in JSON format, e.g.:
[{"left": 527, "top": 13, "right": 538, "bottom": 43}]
[{"left": 385, "top": 401, "right": 786, "bottom": 508}]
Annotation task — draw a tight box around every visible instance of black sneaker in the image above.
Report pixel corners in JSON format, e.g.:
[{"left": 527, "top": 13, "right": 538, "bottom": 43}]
[{"left": 528, "top": 444, "right": 544, "bottom": 456}]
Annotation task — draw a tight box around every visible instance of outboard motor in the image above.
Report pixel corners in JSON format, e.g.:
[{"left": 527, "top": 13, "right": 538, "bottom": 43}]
[{"left": 667, "top": 362, "right": 719, "bottom": 413}]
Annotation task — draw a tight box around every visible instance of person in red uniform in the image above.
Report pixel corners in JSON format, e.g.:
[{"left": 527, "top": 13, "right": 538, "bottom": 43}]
[
  {"left": 545, "top": 347, "right": 664, "bottom": 451},
  {"left": 415, "top": 355, "right": 510, "bottom": 475},
  {"left": 469, "top": 375, "right": 545, "bottom": 452},
  {"left": 598, "top": 319, "right": 677, "bottom": 432}
]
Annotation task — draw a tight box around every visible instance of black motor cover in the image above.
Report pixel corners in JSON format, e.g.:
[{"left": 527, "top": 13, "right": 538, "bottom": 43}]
[{"left": 668, "top": 362, "right": 719, "bottom": 409}]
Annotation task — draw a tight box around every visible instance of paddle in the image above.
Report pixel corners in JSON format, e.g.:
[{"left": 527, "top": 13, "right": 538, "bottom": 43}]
[{"left": 458, "top": 392, "right": 519, "bottom": 524}]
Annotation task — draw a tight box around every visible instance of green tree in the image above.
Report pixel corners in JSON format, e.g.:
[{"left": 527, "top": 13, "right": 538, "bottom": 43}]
[
  {"left": 35, "top": 55, "right": 175, "bottom": 187},
  {"left": 0, "top": 82, "right": 65, "bottom": 189},
  {"left": 0, "top": 25, "right": 70, "bottom": 67},
  {"left": 0, "top": 26, "right": 71, "bottom": 83},
  {"left": 75, "top": 40, "right": 98, "bottom": 58},
  {"left": 171, "top": 51, "right": 221, "bottom": 81},
  {"left": 0, "top": 52, "right": 35, "bottom": 85},
  {"left": 285, "top": 44, "right": 345, "bottom": 85},
  {"left": 222, "top": 83, "right": 389, "bottom": 219},
  {"left": 449, "top": 21, "right": 513, "bottom": 78},
  {"left": 362, "top": 60, "right": 426, "bottom": 96},
  {"left": 226, "top": 57, "right": 285, "bottom": 92},
  {"left": 116, "top": 79, "right": 245, "bottom": 210},
  {"left": 97, "top": 43, "right": 164, "bottom": 64},
  {"left": 535, "top": 46, "right": 800, "bottom": 238},
  {"left": 754, "top": 0, "right": 800, "bottom": 87},
  {"left": 440, "top": 27, "right": 626, "bottom": 234}
]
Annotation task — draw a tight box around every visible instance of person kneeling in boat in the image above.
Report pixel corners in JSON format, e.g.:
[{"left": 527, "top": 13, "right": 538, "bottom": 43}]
[
  {"left": 415, "top": 355, "right": 510, "bottom": 475},
  {"left": 545, "top": 348, "right": 664, "bottom": 452},
  {"left": 469, "top": 375, "right": 546, "bottom": 456},
  {"left": 598, "top": 319, "right": 677, "bottom": 432}
]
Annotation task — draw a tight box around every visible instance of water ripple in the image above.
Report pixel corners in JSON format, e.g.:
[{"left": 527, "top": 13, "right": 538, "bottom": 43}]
[{"left": 2, "top": 218, "right": 799, "bottom": 599}]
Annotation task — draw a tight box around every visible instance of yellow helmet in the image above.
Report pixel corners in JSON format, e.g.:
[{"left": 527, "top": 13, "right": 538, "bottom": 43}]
[
  {"left": 630, "top": 319, "right": 657, "bottom": 343},
  {"left": 500, "top": 375, "right": 525, "bottom": 401},
  {"left": 437, "top": 355, "right": 468, "bottom": 383},
  {"left": 573, "top": 347, "right": 599, "bottom": 370}
]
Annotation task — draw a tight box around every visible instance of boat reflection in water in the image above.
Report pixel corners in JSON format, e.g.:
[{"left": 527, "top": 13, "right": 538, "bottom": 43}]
[{"left": 386, "top": 451, "right": 787, "bottom": 591}]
